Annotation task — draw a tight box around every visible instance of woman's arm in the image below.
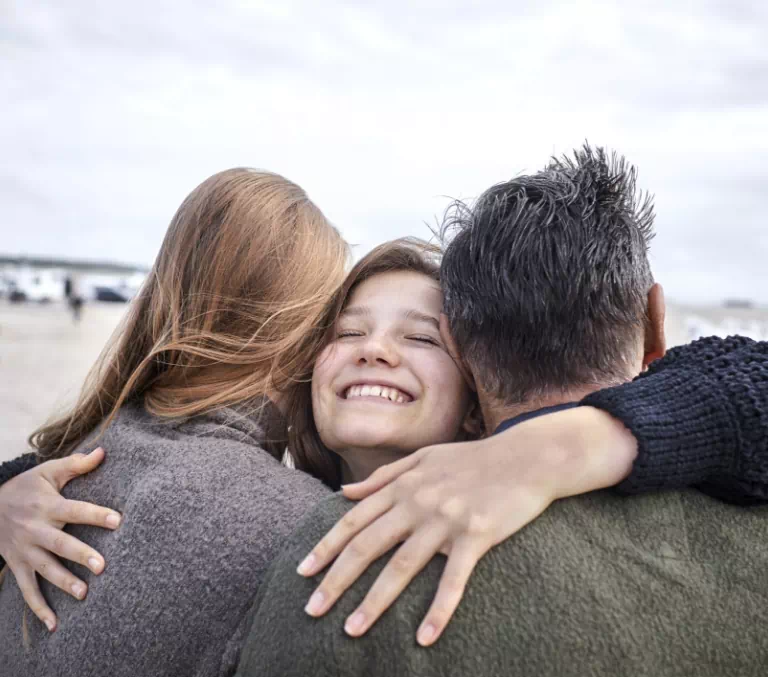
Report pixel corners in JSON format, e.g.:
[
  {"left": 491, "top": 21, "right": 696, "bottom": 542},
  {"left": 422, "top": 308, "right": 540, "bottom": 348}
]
[
  {"left": 0, "top": 448, "right": 121, "bottom": 631},
  {"left": 584, "top": 335, "right": 768, "bottom": 501}
]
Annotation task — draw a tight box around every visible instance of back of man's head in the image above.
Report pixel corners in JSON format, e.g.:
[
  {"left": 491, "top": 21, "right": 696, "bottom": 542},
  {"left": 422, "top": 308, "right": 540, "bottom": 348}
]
[{"left": 441, "top": 144, "right": 656, "bottom": 406}]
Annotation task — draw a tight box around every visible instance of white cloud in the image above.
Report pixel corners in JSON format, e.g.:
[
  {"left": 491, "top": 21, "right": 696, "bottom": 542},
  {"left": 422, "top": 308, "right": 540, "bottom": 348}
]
[{"left": 1, "top": 0, "right": 766, "bottom": 303}]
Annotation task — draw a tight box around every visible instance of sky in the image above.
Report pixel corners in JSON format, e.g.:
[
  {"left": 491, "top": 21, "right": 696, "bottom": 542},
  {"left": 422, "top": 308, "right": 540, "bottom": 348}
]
[{"left": 1, "top": 0, "right": 767, "bottom": 304}]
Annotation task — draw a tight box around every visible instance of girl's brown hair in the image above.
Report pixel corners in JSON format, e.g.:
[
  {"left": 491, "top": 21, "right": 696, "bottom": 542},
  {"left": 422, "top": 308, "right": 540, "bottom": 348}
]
[
  {"left": 30, "top": 168, "right": 349, "bottom": 461},
  {"left": 285, "top": 237, "right": 444, "bottom": 488}
]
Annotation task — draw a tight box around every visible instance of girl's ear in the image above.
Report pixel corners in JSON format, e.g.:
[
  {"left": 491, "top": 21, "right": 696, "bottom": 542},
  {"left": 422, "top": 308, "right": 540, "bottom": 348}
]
[
  {"left": 439, "top": 313, "right": 476, "bottom": 392},
  {"left": 460, "top": 398, "right": 485, "bottom": 439}
]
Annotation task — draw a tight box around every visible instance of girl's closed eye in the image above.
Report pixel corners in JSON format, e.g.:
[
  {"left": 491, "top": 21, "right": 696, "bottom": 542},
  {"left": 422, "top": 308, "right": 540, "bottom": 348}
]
[
  {"left": 337, "top": 329, "right": 365, "bottom": 339},
  {"left": 407, "top": 334, "right": 441, "bottom": 346}
]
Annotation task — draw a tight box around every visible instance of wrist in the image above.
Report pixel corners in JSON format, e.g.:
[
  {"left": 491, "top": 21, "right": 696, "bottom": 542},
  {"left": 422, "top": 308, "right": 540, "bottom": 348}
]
[{"left": 550, "top": 406, "right": 638, "bottom": 499}]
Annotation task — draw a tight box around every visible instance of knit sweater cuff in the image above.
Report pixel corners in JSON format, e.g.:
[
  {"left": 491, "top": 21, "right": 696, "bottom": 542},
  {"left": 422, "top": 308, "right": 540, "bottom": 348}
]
[
  {"left": 0, "top": 452, "right": 37, "bottom": 488},
  {"left": 583, "top": 368, "right": 738, "bottom": 494}
]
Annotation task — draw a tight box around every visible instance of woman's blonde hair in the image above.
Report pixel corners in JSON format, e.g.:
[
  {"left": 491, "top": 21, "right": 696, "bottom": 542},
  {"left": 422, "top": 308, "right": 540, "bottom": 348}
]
[
  {"left": 285, "top": 237, "right": 448, "bottom": 488},
  {"left": 30, "top": 168, "right": 349, "bottom": 460}
]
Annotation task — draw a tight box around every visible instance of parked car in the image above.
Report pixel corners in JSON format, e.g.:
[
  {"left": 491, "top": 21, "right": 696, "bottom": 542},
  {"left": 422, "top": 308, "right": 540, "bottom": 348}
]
[
  {"left": 6, "top": 270, "right": 64, "bottom": 303},
  {"left": 93, "top": 286, "right": 131, "bottom": 302}
]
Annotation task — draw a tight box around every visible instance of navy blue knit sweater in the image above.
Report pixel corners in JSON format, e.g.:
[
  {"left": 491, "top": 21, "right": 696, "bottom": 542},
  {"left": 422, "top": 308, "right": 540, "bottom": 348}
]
[
  {"left": 2, "top": 334, "right": 767, "bottom": 508},
  {"left": 583, "top": 335, "right": 768, "bottom": 503}
]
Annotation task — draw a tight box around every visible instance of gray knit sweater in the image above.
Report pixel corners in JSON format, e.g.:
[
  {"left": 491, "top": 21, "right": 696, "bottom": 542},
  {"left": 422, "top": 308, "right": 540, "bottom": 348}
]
[
  {"left": 238, "top": 490, "right": 768, "bottom": 677},
  {"left": 0, "top": 401, "right": 330, "bottom": 677}
]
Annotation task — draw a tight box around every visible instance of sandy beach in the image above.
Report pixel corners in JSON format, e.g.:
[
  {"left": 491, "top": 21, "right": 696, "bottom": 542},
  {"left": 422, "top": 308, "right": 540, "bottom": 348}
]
[{"left": 0, "top": 299, "right": 127, "bottom": 462}]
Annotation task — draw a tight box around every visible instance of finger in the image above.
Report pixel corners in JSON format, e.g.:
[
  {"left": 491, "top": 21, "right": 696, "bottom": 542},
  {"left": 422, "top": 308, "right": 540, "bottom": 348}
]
[
  {"left": 304, "top": 506, "right": 411, "bottom": 617},
  {"left": 297, "top": 487, "right": 395, "bottom": 577},
  {"left": 29, "top": 546, "right": 89, "bottom": 600},
  {"left": 341, "top": 452, "right": 423, "bottom": 500},
  {"left": 36, "top": 525, "right": 106, "bottom": 574},
  {"left": 42, "top": 447, "right": 105, "bottom": 491},
  {"left": 416, "top": 539, "right": 486, "bottom": 646},
  {"left": 13, "top": 565, "right": 57, "bottom": 632},
  {"left": 343, "top": 525, "right": 449, "bottom": 637},
  {"left": 52, "top": 498, "right": 121, "bottom": 530}
]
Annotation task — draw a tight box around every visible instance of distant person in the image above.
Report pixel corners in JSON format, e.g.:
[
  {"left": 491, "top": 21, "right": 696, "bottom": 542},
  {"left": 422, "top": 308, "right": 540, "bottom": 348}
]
[
  {"left": 65, "top": 273, "right": 84, "bottom": 323},
  {"left": 237, "top": 147, "right": 768, "bottom": 677}
]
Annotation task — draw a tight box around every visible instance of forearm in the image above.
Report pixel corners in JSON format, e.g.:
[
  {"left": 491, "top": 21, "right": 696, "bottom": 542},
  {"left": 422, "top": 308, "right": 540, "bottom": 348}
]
[{"left": 584, "top": 336, "right": 768, "bottom": 502}]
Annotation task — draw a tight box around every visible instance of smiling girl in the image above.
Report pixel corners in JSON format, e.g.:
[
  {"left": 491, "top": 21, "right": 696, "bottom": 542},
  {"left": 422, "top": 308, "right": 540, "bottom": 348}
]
[{"left": 309, "top": 241, "right": 476, "bottom": 484}]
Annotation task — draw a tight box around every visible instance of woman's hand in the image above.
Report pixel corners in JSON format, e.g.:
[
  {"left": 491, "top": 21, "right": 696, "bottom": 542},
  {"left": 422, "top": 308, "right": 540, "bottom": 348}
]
[
  {"left": 297, "top": 406, "right": 638, "bottom": 645},
  {"left": 0, "top": 448, "right": 121, "bottom": 631}
]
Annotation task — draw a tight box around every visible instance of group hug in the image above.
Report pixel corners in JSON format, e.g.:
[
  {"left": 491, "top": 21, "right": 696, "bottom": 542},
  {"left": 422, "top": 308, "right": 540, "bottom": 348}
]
[{"left": 0, "top": 144, "right": 766, "bottom": 676}]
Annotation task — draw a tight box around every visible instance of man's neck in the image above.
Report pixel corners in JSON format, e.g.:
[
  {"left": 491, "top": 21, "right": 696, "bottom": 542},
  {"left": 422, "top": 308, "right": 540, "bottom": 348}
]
[{"left": 480, "top": 385, "right": 603, "bottom": 434}]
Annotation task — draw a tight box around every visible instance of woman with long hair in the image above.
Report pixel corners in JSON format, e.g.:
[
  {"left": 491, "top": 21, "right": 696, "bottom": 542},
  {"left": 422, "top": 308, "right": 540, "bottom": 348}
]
[{"left": 0, "top": 168, "right": 349, "bottom": 676}]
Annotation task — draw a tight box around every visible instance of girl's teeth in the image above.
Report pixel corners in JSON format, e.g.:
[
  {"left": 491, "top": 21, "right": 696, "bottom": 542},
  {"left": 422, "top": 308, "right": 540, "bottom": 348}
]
[{"left": 344, "top": 385, "right": 410, "bottom": 402}]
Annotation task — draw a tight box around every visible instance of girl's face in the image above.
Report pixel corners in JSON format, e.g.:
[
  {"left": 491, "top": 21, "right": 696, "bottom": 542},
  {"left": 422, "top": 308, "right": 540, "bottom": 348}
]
[{"left": 312, "top": 270, "right": 473, "bottom": 478}]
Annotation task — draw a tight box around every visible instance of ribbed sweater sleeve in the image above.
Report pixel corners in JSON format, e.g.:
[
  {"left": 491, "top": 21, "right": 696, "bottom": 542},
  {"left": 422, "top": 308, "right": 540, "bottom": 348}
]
[
  {"left": 583, "top": 335, "right": 768, "bottom": 503},
  {"left": 0, "top": 452, "right": 37, "bottom": 488},
  {"left": 0, "top": 452, "right": 38, "bottom": 569}
]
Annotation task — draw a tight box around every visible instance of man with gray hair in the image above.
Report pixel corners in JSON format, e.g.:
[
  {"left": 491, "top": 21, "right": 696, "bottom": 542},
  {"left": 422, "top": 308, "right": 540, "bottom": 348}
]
[{"left": 237, "top": 146, "right": 768, "bottom": 676}]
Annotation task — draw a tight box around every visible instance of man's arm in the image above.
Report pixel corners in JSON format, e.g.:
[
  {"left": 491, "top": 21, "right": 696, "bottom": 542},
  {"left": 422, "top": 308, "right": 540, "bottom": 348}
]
[{"left": 584, "top": 335, "right": 768, "bottom": 502}]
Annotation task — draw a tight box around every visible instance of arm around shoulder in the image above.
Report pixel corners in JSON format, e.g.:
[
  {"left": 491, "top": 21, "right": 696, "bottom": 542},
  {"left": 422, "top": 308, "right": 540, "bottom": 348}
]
[{"left": 584, "top": 336, "right": 768, "bottom": 502}]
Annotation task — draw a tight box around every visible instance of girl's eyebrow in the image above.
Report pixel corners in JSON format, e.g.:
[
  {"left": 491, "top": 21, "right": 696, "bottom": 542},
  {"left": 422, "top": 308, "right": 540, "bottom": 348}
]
[
  {"left": 340, "top": 305, "right": 370, "bottom": 319},
  {"left": 341, "top": 306, "right": 439, "bottom": 330},
  {"left": 404, "top": 309, "right": 439, "bottom": 329}
]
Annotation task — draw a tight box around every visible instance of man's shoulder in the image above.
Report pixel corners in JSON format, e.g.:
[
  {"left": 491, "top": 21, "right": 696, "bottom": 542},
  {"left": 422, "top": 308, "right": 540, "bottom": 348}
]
[
  {"left": 242, "top": 488, "right": 768, "bottom": 676},
  {"left": 281, "top": 492, "right": 354, "bottom": 546}
]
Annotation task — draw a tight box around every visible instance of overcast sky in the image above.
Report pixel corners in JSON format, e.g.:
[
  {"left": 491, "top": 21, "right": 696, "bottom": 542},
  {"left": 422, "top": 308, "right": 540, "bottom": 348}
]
[{"left": 2, "top": 0, "right": 767, "bottom": 304}]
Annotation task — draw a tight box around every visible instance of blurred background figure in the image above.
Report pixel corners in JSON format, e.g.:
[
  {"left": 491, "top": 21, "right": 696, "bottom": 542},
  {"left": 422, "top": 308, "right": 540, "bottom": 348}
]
[
  {"left": 1, "top": 0, "right": 767, "bottom": 462},
  {"left": 64, "top": 273, "right": 84, "bottom": 323}
]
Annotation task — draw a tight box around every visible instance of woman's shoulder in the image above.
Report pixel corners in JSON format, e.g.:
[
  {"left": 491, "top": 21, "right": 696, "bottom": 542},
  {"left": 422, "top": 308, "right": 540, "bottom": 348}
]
[{"left": 70, "top": 402, "right": 331, "bottom": 520}]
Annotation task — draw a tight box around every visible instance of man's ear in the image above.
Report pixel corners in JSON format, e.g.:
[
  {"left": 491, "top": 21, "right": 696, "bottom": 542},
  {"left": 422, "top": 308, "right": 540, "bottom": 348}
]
[
  {"left": 643, "top": 283, "right": 666, "bottom": 367},
  {"left": 439, "top": 313, "right": 476, "bottom": 392}
]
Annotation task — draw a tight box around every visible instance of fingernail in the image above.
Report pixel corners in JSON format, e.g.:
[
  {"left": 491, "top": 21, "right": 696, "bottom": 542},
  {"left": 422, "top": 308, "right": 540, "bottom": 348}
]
[
  {"left": 344, "top": 611, "right": 367, "bottom": 636},
  {"left": 45, "top": 618, "right": 56, "bottom": 632},
  {"left": 304, "top": 590, "right": 326, "bottom": 616},
  {"left": 417, "top": 623, "right": 436, "bottom": 646},
  {"left": 296, "top": 553, "right": 316, "bottom": 576},
  {"left": 88, "top": 557, "right": 103, "bottom": 573},
  {"left": 71, "top": 583, "right": 86, "bottom": 599},
  {"left": 92, "top": 447, "right": 104, "bottom": 454},
  {"left": 105, "top": 513, "right": 121, "bottom": 529}
]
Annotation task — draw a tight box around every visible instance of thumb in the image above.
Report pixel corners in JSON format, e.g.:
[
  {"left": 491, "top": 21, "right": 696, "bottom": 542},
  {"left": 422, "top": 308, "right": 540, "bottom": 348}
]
[{"left": 43, "top": 447, "right": 106, "bottom": 491}]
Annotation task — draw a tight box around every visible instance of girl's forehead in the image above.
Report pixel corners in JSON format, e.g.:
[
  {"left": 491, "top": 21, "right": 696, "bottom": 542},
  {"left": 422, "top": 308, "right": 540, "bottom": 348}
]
[{"left": 348, "top": 271, "right": 442, "bottom": 309}]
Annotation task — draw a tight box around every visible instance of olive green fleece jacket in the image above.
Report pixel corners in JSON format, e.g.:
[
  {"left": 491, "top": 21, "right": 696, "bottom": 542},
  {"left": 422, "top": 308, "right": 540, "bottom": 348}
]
[{"left": 238, "top": 490, "right": 768, "bottom": 677}]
